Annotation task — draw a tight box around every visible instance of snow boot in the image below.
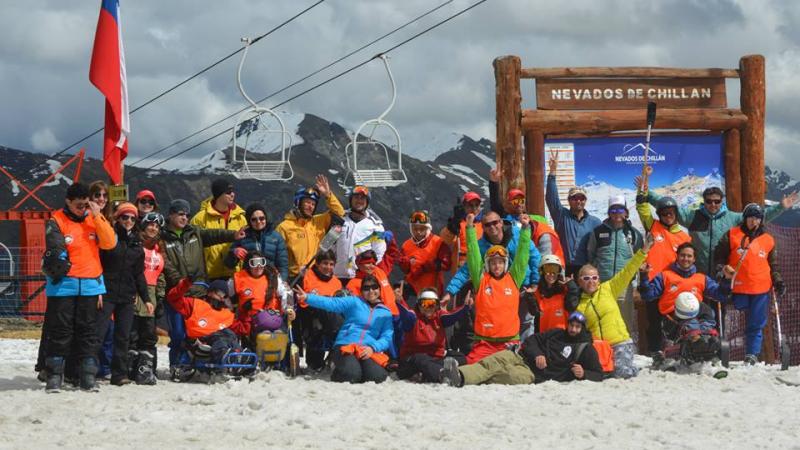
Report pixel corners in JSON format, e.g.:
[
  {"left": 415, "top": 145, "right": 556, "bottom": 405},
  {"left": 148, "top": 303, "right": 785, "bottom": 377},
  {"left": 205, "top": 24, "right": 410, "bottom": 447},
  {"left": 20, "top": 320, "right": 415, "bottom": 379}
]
[
  {"left": 440, "top": 357, "right": 463, "bottom": 387},
  {"left": 127, "top": 350, "right": 139, "bottom": 380},
  {"left": 744, "top": 354, "right": 758, "bottom": 366},
  {"left": 650, "top": 351, "right": 665, "bottom": 370},
  {"left": 45, "top": 357, "right": 65, "bottom": 393},
  {"left": 136, "top": 351, "right": 157, "bottom": 385},
  {"left": 80, "top": 357, "right": 99, "bottom": 392}
]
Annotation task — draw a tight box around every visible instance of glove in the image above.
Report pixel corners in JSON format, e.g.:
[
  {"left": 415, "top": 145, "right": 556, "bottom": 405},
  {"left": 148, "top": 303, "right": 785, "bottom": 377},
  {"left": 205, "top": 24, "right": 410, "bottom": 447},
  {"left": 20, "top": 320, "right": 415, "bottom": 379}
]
[
  {"left": 521, "top": 290, "right": 539, "bottom": 316},
  {"left": 774, "top": 280, "right": 787, "bottom": 297},
  {"left": 233, "top": 247, "right": 248, "bottom": 261},
  {"left": 383, "top": 230, "right": 394, "bottom": 244}
]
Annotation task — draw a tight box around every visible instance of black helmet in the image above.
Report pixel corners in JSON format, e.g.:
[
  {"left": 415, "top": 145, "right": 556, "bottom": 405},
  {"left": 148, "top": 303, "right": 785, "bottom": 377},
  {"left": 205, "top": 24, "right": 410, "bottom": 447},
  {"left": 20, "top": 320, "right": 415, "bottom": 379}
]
[
  {"left": 742, "top": 203, "right": 764, "bottom": 220},
  {"left": 656, "top": 196, "right": 678, "bottom": 214}
]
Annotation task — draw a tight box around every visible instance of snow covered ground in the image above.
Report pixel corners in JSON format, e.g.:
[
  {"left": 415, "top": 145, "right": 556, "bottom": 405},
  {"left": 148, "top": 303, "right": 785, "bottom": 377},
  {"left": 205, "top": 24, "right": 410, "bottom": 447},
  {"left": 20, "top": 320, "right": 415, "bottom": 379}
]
[{"left": 1, "top": 338, "right": 799, "bottom": 449}]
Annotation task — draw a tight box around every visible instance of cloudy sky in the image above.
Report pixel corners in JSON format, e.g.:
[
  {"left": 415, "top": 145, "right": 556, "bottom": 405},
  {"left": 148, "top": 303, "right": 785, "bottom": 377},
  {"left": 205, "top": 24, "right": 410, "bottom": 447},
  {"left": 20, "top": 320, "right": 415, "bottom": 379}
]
[{"left": 1, "top": 0, "right": 799, "bottom": 177}]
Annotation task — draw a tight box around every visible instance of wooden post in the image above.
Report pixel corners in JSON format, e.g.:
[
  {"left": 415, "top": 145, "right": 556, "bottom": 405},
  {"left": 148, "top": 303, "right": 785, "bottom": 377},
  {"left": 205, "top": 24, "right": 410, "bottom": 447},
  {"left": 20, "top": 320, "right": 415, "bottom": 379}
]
[
  {"left": 723, "top": 128, "right": 742, "bottom": 211},
  {"left": 524, "top": 131, "right": 545, "bottom": 215},
  {"left": 494, "top": 56, "right": 524, "bottom": 198},
  {"left": 739, "top": 55, "right": 766, "bottom": 205}
]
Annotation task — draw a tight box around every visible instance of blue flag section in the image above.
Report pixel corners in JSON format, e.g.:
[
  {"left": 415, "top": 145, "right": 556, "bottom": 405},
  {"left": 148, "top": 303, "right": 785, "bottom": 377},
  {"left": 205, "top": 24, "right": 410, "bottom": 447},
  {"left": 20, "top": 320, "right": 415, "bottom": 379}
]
[{"left": 545, "top": 134, "right": 725, "bottom": 232}]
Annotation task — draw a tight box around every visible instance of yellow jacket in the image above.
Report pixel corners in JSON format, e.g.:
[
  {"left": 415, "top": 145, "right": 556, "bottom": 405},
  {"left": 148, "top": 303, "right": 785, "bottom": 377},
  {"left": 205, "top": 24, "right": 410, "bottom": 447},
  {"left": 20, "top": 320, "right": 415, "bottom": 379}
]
[
  {"left": 190, "top": 197, "right": 247, "bottom": 279},
  {"left": 576, "top": 249, "right": 647, "bottom": 346},
  {"left": 276, "top": 193, "right": 344, "bottom": 277}
]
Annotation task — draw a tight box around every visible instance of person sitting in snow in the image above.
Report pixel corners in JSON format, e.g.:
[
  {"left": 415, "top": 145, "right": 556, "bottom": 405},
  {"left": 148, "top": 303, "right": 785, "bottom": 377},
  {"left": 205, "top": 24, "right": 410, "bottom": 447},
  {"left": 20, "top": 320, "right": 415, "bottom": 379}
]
[{"left": 658, "top": 292, "right": 722, "bottom": 368}]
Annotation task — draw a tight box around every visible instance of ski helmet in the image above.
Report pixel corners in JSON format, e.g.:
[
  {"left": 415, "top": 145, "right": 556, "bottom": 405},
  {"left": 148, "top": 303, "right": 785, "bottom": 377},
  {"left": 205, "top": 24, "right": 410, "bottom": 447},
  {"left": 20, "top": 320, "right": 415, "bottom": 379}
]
[
  {"left": 294, "top": 187, "right": 320, "bottom": 209},
  {"left": 656, "top": 196, "right": 679, "bottom": 215},
  {"left": 674, "top": 292, "right": 700, "bottom": 320},
  {"left": 742, "top": 203, "right": 764, "bottom": 220},
  {"left": 253, "top": 309, "right": 283, "bottom": 332},
  {"left": 349, "top": 185, "right": 371, "bottom": 208},
  {"left": 539, "top": 254, "right": 564, "bottom": 271},
  {"left": 484, "top": 245, "right": 509, "bottom": 273},
  {"left": 568, "top": 311, "right": 587, "bottom": 326}
]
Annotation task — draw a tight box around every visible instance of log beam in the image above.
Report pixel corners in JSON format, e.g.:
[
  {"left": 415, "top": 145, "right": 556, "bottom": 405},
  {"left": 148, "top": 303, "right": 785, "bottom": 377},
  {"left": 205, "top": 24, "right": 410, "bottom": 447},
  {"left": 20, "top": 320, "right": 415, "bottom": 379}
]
[
  {"left": 524, "top": 131, "right": 545, "bottom": 216},
  {"left": 739, "top": 55, "right": 766, "bottom": 205},
  {"left": 494, "top": 56, "right": 524, "bottom": 197},
  {"left": 521, "top": 108, "right": 747, "bottom": 134},
  {"left": 522, "top": 67, "right": 739, "bottom": 79},
  {"left": 723, "top": 129, "right": 742, "bottom": 211}
]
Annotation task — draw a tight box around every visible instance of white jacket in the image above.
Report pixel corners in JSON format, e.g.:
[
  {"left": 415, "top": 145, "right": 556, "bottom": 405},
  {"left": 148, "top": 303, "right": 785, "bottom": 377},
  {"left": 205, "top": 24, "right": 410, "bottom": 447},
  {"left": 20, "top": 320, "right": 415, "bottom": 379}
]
[{"left": 333, "top": 209, "right": 386, "bottom": 279}]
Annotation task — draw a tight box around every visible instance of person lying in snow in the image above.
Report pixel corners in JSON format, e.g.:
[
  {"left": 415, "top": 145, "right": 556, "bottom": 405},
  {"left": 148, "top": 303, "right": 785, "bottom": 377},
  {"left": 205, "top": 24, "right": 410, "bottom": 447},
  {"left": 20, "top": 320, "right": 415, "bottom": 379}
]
[{"left": 441, "top": 311, "right": 603, "bottom": 386}]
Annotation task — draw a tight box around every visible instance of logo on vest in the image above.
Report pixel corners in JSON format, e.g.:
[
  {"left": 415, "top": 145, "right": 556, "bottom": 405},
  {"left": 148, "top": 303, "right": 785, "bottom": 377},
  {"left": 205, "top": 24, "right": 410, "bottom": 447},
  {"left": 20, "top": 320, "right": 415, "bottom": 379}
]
[
  {"left": 654, "top": 234, "right": 665, "bottom": 242},
  {"left": 88, "top": 233, "right": 97, "bottom": 241},
  {"left": 504, "top": 288, "right": 513, "bottom": 296},
  {"left": 758, "top": 249, "right": 766, "bottom": 258},
  {"left": 484, "top": 287, "right": 493, "bottom": 295},
  {"left": 244, "top": 288, "right": 252, "bottom": 297},
  {"left": 198, "top": 319, "right": 208, "bottom": 328},
  {"left": 64, "top": 235, "right": 74, "bottom": 245},
  {"left": 562, "top": 346, "right": 572, "bottom": 358},
  {"left": 669, "top": 284, "right": 678, "bottom": 292},
  {"left": 555, "top": 309, "right": 563, "bottom": 316}
]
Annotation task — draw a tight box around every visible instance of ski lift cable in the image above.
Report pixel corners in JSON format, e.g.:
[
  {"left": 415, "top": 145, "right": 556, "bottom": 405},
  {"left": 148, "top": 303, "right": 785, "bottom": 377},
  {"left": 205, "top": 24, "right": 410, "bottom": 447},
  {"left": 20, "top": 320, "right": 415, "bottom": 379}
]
[
  {"left": 129, "top": 0, "right": 454, "bottom": 167},
  {"left": 134, "top": 0, "right": 490, "bottom": 174},
  {"left": 0, "top": 0, "right": 325, "bottom": 194}
]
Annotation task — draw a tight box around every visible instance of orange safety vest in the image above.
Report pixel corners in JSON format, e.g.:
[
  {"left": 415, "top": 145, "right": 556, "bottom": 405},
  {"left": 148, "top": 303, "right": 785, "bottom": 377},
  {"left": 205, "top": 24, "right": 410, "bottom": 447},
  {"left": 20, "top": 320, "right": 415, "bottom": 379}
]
[
  {"left": 474, "top": 273, "right": 520, "bottom": 341},
  {"left": 302, "top": 269, "right": 343, "bottom": 297},
  {"left": 401, "top": 234, "right": 445, "bottom": 295},
  {"left": 532, "top": 221, "right": 565, "bottom": 264},
  {"left": 347, "top": 268, "right": 398, "bottom": 316},
  {"left": 647, "top": 221, "right": 691, "bottom": 281},
  {"left": 534, "top": 289, "right": 567, "bottom": 332},
  {"left": 659, "top": 269, "right": 706, "bottom": 316},
  {"left": 728, "top": 227, "right": 775, "bottom": 295},
  {"left": 233, "top": 271, "right": 281, "bottom": 313},
  {"left": 52, "top": 210, "right": 104, "bottom": 279},
  {"left": 185, "top": 299, "right": 234, "bottom": 339}
]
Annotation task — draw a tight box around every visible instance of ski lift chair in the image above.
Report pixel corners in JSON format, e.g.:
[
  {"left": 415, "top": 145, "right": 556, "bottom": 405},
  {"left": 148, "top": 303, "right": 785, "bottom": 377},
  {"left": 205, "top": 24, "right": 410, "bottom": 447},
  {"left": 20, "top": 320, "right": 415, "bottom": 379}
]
[
  {"left": 0, "top": 242, "right": 14, "bottom": 297},
  {"left": 345, "top": 55, "right": 407, "bottom": 188},
  {"left": 230, "top": 38, "right": 294, "bottom": 181}
]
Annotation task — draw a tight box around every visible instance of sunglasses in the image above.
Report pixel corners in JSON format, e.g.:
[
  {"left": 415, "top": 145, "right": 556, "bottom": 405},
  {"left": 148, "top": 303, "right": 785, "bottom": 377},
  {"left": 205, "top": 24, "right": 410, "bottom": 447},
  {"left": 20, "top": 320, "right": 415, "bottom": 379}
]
[
  {"left": 704, "top": 199, "right": 722, "bottom": 205},
  {"left": 361, "top": 284, "right": 380, "bottom": 292},
  {"left": 542, "top": 266, "right": 561, "bottom": 275},
  {"left": 248, "top": 257, "right": 267, "bottom": 268},
  {"left": 225, "top": 189, "right": 235, "bottom": 195},
  {"left": 580, "top": 275, "right": 600, "bottom": 282},
  {"left": 138, "top": 199, "right": 155, "bottom": 206},
  {"left": 509, "top": 197, "right": 525, "bottom": 206},
  {"left": 483, "top": 219, "right": 502, "bottom": 228},
  {"left": 250, "top": 216, "right": 267, "bottom": 223},
  {"left": 568, "top": 196, "right": 586, "bottom": 202},
  {"left": 73, "top": 202, "right": 89, "bottom": 209},
  {"left": 419, "top": 298, "right": 438, "bottom": 309},
  {"left": 609, "top": 208, "right": 626, "bottom": 215},
  {"left": 660, "top": 210, "right": 676, "bottom": 216},
  {"left": 118, "top": 214, "right": 136, "bottom": 222},
  {"left": 92, "top": 192, "right": 108, "bottom": 199}
]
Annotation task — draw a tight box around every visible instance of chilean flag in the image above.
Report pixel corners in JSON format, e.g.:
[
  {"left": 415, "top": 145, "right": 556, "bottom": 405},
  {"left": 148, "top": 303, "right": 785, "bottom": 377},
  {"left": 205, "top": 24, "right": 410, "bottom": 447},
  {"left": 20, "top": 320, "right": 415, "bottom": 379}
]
[{"left": 89, "top": 0, "right": 129, "bottom": 185}]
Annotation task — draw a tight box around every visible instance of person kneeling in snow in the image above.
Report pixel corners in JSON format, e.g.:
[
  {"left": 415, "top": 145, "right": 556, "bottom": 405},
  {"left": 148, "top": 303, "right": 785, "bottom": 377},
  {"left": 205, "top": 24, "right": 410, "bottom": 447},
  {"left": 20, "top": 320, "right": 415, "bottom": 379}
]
[
  {"left": 294, "top": 275, "right": 394, "bottom": 384},
  {"left": 441, "top": 311, "right": 602, "bottom": 386},
  {"left": 166, "top": 278, "right": 252, "bottom": 371}
]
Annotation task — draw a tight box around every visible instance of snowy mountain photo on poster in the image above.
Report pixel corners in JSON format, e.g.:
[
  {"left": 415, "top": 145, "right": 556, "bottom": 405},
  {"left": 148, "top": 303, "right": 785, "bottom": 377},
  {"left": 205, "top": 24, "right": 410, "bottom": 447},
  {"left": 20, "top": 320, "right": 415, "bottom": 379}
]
[{"left": 546, "top": 134, "right": 724, "bottom": 232}]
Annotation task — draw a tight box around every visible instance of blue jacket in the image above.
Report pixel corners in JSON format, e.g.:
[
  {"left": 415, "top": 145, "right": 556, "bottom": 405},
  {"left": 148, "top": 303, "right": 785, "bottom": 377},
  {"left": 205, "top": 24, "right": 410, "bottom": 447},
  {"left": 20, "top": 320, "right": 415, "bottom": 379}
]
[
  {"left": 46, "top": 274, "right": 107, "bottom": 297},
  {"left": 546, "top": 174, "right": 601, "bottom": 266},
  {"left": 305, "top": 294, "right": 394, "bottom": 353},
  {"left": 224, "top": 224, "right": 289, "bottom": 280},
  {"left": 445, "top": 221, "right": 540, "bottom": 295},
  {"left": 639, "top": 262, "right": 730, "bottom": 303}
]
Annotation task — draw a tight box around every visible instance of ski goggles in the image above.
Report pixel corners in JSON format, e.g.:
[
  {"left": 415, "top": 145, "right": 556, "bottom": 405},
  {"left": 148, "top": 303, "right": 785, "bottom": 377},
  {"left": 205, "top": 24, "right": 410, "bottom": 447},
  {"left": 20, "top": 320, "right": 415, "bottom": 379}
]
[
  {"left": 608, "top": 208, "right": 626, "bottom": 215},
  {"left": 409, "top": 210, "right": 431, "bottom": 224},
  {"left": 509, "top": 197, "right": 525, "bottom": 206},
  {"left": 541, "top": 265, "right": 561, "bottom": 275},
  {"left": 419, "top": 298, "right": 438, "bottom": 309},
  {"left": 568, "top": 311, "right": 587, "bottom": 325},
  {"left": 352, "top": 185, "right": 370, "bottom": 197},
  {"left": 248, "top": 257, "right": 268, "bottom": 268},
  {"left": 141, "top": 212, "right": 165, "bottom": 227},
  {"left": 485, "top": 246, "right": 509, "bottom": 259}
]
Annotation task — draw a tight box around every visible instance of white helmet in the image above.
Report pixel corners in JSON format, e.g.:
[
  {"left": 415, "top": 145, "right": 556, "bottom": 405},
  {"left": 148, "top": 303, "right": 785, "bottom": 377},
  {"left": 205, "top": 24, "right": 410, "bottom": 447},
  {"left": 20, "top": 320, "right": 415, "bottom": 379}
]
[
  {"left": 539, "top": 254, "right": 564, "bottom": 271},
  {"left": 674, "top": 292, "right": 700, "bottom": 320}
]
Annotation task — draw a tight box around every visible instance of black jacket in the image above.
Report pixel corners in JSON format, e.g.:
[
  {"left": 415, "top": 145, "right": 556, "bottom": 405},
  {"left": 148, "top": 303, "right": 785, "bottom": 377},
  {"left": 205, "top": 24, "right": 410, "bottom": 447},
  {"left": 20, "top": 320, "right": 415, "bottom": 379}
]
[
  {"left": 521, "top": 327, "right": 604, "bottom": 382},
  {"left": 100, "top": 223, "right": 149, "bottom": 304}
]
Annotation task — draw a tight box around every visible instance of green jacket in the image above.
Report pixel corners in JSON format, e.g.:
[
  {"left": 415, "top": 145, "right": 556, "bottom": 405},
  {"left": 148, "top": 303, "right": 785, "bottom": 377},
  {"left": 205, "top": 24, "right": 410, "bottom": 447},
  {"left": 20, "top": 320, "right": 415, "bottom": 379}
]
[
  {"left": 161, "top": 224, "right": 236, "bottom": 297},
  {"left": 134, "top": 276, "right": 165, "bottom": 317},
  {"left": 586, "top": 219, "right": 644, "bottom": 282},
  {"left": 647, "top": 191, "right": 784, "bottom": 274},
  {"left": 466, "top": 224, "right": 531, "bottom": 290}
]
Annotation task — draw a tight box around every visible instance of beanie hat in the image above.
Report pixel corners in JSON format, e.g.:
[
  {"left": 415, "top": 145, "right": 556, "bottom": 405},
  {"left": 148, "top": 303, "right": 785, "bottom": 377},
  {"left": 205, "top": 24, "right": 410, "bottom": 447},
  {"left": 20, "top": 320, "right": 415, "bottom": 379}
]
[
  {"left": 169, "top": 199, "right": 191, "bottom": 215},
  {"left": 211, "top": 179, "right": 233, "bottom": 199},
  {"left": 245, "top": 202, "right": 269, "bottom": 224},
  {"left": 208, "top": 279, "right": 230, "bottom": 295},
  {"left": 113, "top": 202, "right": 138, "bottom": 219}
]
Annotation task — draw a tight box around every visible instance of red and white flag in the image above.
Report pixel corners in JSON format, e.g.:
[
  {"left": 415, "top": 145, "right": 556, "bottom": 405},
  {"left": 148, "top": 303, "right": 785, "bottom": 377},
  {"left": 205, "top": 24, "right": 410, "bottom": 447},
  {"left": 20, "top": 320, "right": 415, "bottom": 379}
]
[{"left": 89, "top": 0, "right": 129, "bottom": 185}]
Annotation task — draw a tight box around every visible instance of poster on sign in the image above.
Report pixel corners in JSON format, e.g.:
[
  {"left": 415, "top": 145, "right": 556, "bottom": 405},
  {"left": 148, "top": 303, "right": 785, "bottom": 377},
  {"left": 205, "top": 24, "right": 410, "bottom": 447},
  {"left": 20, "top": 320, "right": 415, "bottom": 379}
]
[{"left": 545, "top": 134, "right": 724, "bottom": 232}]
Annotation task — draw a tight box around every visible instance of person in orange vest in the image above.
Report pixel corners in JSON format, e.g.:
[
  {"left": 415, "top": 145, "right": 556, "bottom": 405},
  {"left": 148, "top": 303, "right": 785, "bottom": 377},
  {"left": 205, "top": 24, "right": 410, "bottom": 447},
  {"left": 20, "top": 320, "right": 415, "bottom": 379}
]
[
  {"left": 714, "top": 204, "right": 785, "bottom": 365},
  {"left": 440, "top": 191, "right": 484, "bottom": 272},
  {"left": 399, "top": 210, "right": 451, "bottom": 299},
  {"left": 298, "top": 249, "right": 344, "bottom": 371},
  {"left": 346, "top": 251, "right": 398, "bottom": 316},
  {"left": 639, "top": 242, "right": 731, "bottom": 367},
  {"left": 166, "top": 277, "right": 253, "bottom": 370},
  {"left": 520, "top": 254, "right": 580, "bottom": 341},
  {"left": 40, "top": 182, "right": 117, "bottom": 393},
  {"left": 463, "top": 212, "right": 531, "bottom": 364},
  {"left": 293, "top": 275, "right": 394, "bottom": 384},
  {"left": 230, "top": 251, "right": 293, "bottom": 320}
]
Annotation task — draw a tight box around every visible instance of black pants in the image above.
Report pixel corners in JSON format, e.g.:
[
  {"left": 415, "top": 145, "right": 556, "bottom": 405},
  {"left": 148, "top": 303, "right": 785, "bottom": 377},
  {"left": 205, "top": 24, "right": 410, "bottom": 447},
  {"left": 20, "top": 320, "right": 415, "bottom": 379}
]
[
  {"left": 303, "top": 307, "right": 343, "bottom": 370},
  {"left": 646, "top": 301, "right": 663, "bottom": 353},
  {"left": 95, "top": 301, "right": 134, "bottom": 380},
  {"left": 44, "top": 296, "right": 100, "bottom": 360},
  {"left": 130, "top": 315, "right": 158, "bottom": 365},
  {"left": 449, "top": 288, "right": 474, "bottom": 354},
  {"left": 397, "top": 352, "right": 465, "bottom": 383},
  {"left": 331, "top": 348, "right": 387, "bottom": 384}
]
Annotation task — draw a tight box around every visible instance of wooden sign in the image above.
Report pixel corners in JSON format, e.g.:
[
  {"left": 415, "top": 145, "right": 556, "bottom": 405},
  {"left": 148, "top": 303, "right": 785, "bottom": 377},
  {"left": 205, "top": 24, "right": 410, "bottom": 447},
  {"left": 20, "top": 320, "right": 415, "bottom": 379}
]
[
  {"left": 536, "top": 78, "right": 726, "bottom": 110},
  {"left": 108, "top": 184, "right": 129, "bottom": 203}
]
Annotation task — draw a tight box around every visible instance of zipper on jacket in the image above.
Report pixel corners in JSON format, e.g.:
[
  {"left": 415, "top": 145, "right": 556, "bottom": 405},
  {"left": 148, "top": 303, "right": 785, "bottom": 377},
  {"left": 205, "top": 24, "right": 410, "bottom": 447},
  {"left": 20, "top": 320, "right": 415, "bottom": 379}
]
[{"left": 357, "top": 306, "right": 376, "bottom": 346}]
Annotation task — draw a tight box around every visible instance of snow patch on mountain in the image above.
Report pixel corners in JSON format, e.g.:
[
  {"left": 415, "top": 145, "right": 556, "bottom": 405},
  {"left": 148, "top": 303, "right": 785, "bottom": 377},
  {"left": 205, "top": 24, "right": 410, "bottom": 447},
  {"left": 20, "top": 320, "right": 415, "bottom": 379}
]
[
  {"left": 404, "top": 131, "right": 464, "bottom": 161},
  {"left": 439, "top": 164, "right": 482, "bottom": 186},
  {"left": 183, "top": 150, "right": 228, "bottom": 174},
  {"left": 471, "top": 150, "right": 495, "bottom": 168}
]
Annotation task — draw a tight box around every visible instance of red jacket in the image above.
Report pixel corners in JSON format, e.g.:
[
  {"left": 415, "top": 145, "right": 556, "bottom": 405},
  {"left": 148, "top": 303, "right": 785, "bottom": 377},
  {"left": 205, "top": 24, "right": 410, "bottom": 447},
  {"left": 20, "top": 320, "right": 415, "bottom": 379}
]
[{"left": 396, "top": 299, "right": 467, "bottom": 359}]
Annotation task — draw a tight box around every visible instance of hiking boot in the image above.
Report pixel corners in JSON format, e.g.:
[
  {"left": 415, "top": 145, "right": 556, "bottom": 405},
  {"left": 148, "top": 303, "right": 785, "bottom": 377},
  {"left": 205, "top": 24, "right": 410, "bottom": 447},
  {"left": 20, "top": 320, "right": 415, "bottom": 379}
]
[
  {"left": 744, "top": 354, "right": 758, "bottom": 366},
  {"left": 80, "top": 357, "right": 99, "bottom": 392},
  {"left": 440, "top": 357, "right": 463, "bottom": 387},
  {"left": 44, "top": 357, "right": 65, "bottom": 393}
]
